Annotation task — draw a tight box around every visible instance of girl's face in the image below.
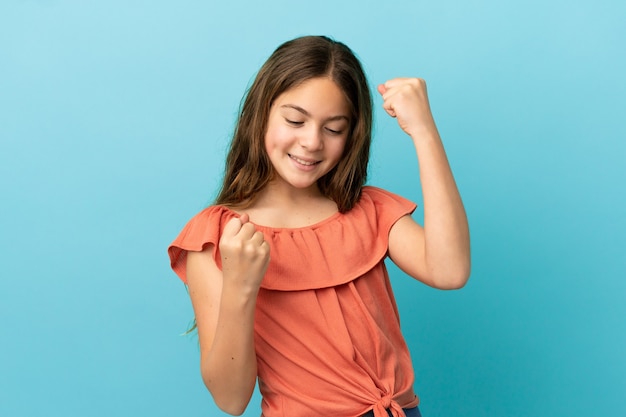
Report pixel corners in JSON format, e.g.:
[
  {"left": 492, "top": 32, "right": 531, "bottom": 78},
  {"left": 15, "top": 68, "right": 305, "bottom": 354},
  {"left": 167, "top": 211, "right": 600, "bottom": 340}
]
[{"left": 264, "top": 77, "right": 351, "bottom": 193}]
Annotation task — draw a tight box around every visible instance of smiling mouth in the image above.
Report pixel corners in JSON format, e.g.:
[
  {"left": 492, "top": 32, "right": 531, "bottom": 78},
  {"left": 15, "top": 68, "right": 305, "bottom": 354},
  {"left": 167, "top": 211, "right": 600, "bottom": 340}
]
[{"left": 288, "top": 154, "right": 320, "bottom": 166}]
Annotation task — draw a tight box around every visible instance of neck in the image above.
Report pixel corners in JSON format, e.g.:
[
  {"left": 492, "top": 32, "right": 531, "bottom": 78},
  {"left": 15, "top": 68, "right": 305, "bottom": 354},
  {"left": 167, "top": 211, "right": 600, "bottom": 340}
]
[
  {"left": 254, "top": 180, "right": 324, "bottom": 208},
  {"left": 243, "top": 179, "right": 339, "bottom": 228}
]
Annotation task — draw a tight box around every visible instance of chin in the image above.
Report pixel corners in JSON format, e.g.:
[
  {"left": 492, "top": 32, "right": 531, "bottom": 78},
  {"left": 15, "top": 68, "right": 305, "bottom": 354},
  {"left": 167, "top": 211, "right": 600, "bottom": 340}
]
[{"left": 289, "top": 180, "right": 319, "bottom": 190}]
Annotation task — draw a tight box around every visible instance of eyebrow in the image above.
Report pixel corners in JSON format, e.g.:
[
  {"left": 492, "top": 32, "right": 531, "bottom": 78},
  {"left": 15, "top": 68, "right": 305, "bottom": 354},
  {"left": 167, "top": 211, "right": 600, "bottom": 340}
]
[{"left": 280, "top": 104, "right": 349, "bottom": 122}]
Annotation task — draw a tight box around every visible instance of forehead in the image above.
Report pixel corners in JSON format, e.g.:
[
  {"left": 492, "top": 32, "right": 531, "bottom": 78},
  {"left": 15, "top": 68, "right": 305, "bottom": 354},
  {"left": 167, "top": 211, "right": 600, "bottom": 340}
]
[{"left": 273, "top": 77, "right": 350, "bottom": 117}]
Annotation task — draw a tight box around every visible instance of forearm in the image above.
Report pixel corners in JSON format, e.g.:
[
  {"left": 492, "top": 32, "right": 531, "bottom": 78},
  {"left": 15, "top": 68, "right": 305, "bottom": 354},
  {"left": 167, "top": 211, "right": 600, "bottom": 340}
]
[
  {"left": 201, "top": 286, "right": 258, "bottom": 415},
  {"left": 413, "top": 130, "right": 470, "bottom": 288}
]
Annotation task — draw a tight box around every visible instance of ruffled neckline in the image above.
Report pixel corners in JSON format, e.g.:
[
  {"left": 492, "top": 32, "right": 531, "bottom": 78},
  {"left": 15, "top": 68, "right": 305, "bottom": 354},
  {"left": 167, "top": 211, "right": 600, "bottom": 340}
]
[
  {"left": 168, "top": 186, "right": 417, "bottom": 292},
  {"left": 218, "top": 205, "right": 344, "bottom": 232}
]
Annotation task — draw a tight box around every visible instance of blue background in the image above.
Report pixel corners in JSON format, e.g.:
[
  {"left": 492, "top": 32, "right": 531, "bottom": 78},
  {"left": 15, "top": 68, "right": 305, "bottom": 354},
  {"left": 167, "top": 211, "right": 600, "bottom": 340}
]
[{"left": 1, "top": 1, "right": 624, "bottom": 416}]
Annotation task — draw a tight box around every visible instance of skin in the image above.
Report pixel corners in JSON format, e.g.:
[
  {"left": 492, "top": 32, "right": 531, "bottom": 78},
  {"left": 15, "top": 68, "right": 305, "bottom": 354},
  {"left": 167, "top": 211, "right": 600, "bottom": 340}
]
[
  {"left": 186, "top": 76, "right": 470, "bottom": 415},
  {"left": 379, "top": 78, "right": 470, "bottom": 288}
]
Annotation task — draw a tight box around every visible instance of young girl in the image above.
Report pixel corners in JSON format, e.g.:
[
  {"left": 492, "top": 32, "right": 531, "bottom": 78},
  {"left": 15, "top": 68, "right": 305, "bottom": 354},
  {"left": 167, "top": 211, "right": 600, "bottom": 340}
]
[{"left": 168, "top": 36, "right": 470, "bottom": 417}]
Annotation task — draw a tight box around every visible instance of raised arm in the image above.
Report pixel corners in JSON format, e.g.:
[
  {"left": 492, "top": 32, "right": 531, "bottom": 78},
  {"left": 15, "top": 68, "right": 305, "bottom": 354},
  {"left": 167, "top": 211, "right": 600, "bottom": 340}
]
[
  {"left": 380, "top": 78, "right": 470, "bottom": 289},
  {"left": 186, "top": 213, "right": 269, "bottom": 415}
]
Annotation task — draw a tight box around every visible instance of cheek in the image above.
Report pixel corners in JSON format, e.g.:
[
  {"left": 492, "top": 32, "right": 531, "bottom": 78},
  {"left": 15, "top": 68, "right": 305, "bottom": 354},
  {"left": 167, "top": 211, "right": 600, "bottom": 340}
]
[
  {"left": 265, "top": 124, "right": 291, "bottom": 152},
  {"left": 330, "top": 138, "right": 348, "bottom": 160}
]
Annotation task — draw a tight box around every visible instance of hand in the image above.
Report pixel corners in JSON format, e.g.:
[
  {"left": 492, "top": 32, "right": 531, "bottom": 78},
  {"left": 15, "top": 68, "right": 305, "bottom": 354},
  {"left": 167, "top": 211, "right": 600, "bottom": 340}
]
[
  {"left": 377, "top": 78, "right": 438, "bottom": 140},
  {"left": 218, "top": 213, "right": 270, "bottom": 292}
]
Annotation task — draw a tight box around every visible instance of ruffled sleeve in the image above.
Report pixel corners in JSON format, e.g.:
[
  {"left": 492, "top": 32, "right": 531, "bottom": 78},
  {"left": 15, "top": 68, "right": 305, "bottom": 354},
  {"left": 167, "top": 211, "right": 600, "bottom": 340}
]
[{"left": 167, "top": 206, "right": 237, "bottom": 284}]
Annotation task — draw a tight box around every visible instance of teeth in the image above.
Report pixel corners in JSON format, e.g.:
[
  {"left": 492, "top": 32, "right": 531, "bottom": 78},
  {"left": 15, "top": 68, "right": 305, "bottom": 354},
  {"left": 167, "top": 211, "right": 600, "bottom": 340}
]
[{"left": 290, "top": 155, "right": 318, "bottom": 166}]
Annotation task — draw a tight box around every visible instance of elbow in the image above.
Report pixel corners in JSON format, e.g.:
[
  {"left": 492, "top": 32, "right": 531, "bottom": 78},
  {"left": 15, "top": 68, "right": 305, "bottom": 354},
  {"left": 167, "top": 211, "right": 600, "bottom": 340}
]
[
  {"left": 437, "top": 275, "right": 469, "bottom": 290},
  {"left": 215, "top": 401, "right": 248, "bottom": 416},
  {"left": 422, "top": 246, "right": 471, "bottom": 290},
  {"left": 201, "top": 369, "right": 252, "bottom": 416},
  {"left": 430, "top": 262, "right": 471, "bottom": 290},
  {"left": 204, "top": 382, "right": 250, "bottom": 416}
]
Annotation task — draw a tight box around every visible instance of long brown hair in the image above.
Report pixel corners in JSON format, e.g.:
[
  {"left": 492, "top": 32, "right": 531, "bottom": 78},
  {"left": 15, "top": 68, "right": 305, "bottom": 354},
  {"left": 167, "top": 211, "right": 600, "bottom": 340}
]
[{"left": 215, "top": 36, "right": 372, "bottom": 212}]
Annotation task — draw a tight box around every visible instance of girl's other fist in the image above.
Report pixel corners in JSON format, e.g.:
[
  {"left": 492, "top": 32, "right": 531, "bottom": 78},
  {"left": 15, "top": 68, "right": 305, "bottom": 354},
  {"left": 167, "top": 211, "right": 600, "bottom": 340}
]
[{"left": 378, "top": 78, "right": 438, "bottom": 140}]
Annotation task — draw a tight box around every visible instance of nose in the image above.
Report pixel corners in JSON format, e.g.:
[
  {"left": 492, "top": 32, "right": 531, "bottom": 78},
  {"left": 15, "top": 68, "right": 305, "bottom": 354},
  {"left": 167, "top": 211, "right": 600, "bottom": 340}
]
[{"left": 298, "top": 126, "right": 324, "bottom": 151}]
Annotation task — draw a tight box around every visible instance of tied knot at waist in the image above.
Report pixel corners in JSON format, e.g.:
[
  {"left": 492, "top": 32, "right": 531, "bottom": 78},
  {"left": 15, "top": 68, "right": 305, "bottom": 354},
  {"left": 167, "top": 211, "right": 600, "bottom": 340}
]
[{"left": 371, "top": 394, "right": 404, "bottom": 417}]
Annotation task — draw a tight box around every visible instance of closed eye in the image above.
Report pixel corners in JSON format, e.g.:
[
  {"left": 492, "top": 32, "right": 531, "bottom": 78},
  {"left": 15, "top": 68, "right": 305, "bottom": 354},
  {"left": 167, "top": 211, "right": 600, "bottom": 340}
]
[
  {"left": 325, "top": 127, "right": 344, "bottom": 135},
  {"left": 286, "top": 119, "right": 303, "bottom": 126}
]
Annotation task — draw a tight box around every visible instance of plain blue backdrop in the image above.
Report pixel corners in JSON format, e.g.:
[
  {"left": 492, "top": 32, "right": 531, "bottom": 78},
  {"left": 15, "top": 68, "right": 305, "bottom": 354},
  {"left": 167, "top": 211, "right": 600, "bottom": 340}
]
[{"left": 1, "top": 1, "right": 624, "bottom": 416}]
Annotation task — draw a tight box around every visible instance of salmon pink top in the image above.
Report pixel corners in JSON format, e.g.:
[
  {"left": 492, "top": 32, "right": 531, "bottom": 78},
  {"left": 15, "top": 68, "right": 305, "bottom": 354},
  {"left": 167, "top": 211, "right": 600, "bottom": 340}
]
[{"left": 168, "top": 186, "right": 420, "bottom": 417}]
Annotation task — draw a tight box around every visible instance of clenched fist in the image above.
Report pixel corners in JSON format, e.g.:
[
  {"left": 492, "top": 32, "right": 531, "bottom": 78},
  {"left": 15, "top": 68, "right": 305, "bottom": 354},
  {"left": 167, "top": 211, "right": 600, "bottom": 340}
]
[
  {"left": 378, "top": 77, "right": 438, "bottom": 141},
  {"left": 219, "top": 213, "right": 270, "bottom": 293}
]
